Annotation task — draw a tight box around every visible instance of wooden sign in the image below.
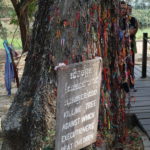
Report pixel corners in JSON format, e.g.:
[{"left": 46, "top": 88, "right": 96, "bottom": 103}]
[{"left": 55, "top": 57, "right": 102, "bottom": 150}]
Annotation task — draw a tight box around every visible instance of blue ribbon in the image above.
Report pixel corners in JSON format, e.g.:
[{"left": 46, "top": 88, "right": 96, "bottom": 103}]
[{"left": 3, "top": 40, "right": 15, "bottom": 95}]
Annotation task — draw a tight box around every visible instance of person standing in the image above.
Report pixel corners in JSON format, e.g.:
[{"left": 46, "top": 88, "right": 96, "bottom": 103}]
[{"left": 127, "top": 4, "right": 138, "bottom": 92}]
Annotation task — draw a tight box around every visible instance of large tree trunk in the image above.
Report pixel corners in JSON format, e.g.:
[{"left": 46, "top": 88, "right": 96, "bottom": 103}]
[{"left": 2, "top": 0, "right": 123, "bottom": 149}]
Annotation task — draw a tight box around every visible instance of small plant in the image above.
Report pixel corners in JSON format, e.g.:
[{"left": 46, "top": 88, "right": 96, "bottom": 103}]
[{"left": 43, "top": 129, "right": 55, "bottom": 150}]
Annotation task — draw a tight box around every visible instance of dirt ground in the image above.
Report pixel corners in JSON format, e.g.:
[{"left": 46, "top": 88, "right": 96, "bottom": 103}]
[{"left": 0, "top": 50, "right": 25, "bottom": 119}]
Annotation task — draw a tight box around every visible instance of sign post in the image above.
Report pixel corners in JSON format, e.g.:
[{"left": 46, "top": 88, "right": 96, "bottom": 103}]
[{"left": 56, "top": 57, "right": 102, "bottom": 150}]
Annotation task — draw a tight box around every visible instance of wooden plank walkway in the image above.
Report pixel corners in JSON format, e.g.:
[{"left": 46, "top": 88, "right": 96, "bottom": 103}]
[
  {"left": 126, "top": 64, "right": 150, "bottom": 142},
  {"left": 134, "top": 63, "right": 150, "bottom": 79}
]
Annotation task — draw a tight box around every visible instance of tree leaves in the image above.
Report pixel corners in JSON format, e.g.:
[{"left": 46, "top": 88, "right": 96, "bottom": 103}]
[{"left": 132, "top": 9, "right": 150, "bottom": 27}]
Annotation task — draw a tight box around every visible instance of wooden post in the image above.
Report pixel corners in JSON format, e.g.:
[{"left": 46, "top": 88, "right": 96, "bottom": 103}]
[{"left": 142, "top": 33, "right": 148, "bottom": 78}]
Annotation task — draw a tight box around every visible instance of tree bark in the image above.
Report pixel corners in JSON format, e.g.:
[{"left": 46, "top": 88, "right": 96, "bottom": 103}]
[
  {"left": 2, "top": 0, "right": 122, "bottom": 149},
  {"left": 11, "top": 0, "right": 31, "bottom": 52},
  {"left": 17, "top": 8, "right": 30, "bottom": 52}
]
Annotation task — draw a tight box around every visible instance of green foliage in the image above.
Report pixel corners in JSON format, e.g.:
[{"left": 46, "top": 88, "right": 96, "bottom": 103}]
[
  {"left": 9, "top": 10, "right": 18, "bottom": 25},
  {"left": 28, "top": 1, "right": 38, "bottom": 19},
  {"left": 43, "top": 129, "right": 55, "bottom": 150},
  {"left": 0, "top": 21, "right": 7, "bottom": 40},
  {"left": 130, "top": 0, "right": 150, "bottom": 9},
  {"left": 10, "top": 18, "right": 18, "bottom": 25},
  {"left": 0, "top": 0, "right": 14, "bottom": 18},
  {"left": 0, "top": 0, "right": 37, "bottom": 51},
  {"left": 132, "top": 9, "right": 150, "bottom": 27},
  {"left": 0, "top": 0, "right": 37, "bottom": 25},
  {"left": 9, "top": 1, "right": 37, "bottom": 25},
  {"left": 1, "top": 8, "right": 14, "bottom": 18},
  {"left": 136, "top": 27, "right": 150, "bottom": 40}
]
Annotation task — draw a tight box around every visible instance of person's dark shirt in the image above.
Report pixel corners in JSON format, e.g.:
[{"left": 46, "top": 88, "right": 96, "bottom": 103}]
[
  {"left": 129, "top": 16, "right": 138, "bottom": 40},
  {"left": 119, "top": 17, "right": 126, "bottom": 31}
]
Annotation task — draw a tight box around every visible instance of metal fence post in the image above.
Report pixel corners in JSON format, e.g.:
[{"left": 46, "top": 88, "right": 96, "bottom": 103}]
[{"left": 142, "top": 33, "right": 148, "bottom": 78}]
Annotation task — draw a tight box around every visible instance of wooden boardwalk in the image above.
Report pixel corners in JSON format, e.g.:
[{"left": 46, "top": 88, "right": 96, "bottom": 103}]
[
  {"left": 134, "top": 63, "right": 150, "bottom": 79},
  {"left": 127, "top": 63, "right": 150, "bottom": 143}
]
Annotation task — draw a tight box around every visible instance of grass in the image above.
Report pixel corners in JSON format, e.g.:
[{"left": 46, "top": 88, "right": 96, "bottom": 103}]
[
  {"left": 0, "top": 20, "right": 22, "bottom": 50},
  {"left": 0, "top": 38, "right": 22, "bottom": 50},
  {"left": 136, "top": 27, "right": 150, "bottom": 40}
]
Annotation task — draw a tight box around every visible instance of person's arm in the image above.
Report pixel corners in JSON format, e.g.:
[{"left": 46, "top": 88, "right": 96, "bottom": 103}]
[{"left": 130, "top": 27, "right": 137, "bottom": 35}]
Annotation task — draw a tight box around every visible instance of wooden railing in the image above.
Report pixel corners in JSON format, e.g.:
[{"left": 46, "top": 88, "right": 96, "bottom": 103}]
[{"left": 142, "top": 33, "right": 150, "bottom": 78}]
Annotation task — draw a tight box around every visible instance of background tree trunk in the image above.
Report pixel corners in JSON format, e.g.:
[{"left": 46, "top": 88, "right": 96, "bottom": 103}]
[
  {"left": 17, "top": 8, "right": 30, "bottom": 53},
  {"left": 2, "top": 0, "right": 123, "bottom": 149},
  {"left": 10, "top": 0, "right": 33, "bottom": 52}
]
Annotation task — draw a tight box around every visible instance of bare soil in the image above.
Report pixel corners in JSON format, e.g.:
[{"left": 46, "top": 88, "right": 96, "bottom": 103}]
[{"left": 0, "top": 50, "right": 25, "bottom": 118}]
